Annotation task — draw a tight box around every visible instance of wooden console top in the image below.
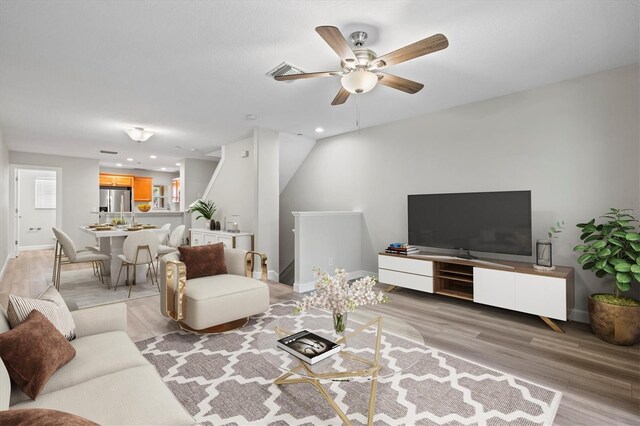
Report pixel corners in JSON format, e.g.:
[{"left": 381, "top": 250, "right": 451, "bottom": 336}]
[{"left": 379, "top": 252, "right": 573, "bottom": 279}]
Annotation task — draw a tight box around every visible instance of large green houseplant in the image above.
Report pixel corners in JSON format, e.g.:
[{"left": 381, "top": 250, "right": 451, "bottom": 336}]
[
  {"left": 574, "top": 208, "right": 640, "bottom": 345},
  {"left": 186, "top": 199, "right": 217, "bottom": 229}
]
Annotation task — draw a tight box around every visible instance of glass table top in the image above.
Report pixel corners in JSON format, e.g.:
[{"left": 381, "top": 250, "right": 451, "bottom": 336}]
[{"left": 255, "top": 307, "right": 425, "bottom": 382}]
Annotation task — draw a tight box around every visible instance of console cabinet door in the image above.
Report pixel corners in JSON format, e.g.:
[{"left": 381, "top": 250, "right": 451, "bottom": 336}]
[
  {"left": 473, "top": 268, "right": 515, "bottom": 310},
  {"left": 191, "top": 231, "right": 204, "bottom": 246},
  {"left": 515, "top": 274, "right": 566, "bottom": 320}
]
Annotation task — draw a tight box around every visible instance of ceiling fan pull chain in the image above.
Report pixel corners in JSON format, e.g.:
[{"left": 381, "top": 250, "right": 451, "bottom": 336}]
[{"left": 356, "top": 94, "right": 361, "bottom": 133}]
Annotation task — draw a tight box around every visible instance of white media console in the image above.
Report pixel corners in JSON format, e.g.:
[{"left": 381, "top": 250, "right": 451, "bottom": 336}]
[{"left": 378, "top": 252, "right": 574, "bottom": 332}]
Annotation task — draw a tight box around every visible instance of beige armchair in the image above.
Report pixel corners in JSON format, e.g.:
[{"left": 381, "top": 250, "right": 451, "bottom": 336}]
[{"left": 159, "top": 248, "right": 269, "bottom": 333}]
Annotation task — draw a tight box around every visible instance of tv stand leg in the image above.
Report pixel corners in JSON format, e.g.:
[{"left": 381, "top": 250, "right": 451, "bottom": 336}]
[
  {"left": 385, "top": 285, "right": 397, "bottom": 293},
  {"left": 540, "top": 316, "right": 565, "bottom": 333}
]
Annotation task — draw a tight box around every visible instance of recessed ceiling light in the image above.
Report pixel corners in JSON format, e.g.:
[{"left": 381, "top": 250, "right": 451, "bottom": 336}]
[
  {"left": 315, "top": 127, "right": 324, "bottom": 133},
  {"left": 161, "top": 167, "right": 166, "bottom": 171},
  {"left": 175, "top": 162, "right": 181, "bottom": 166},
  {"left": 126, "top": 158, "right": 133, "bottom": 162},
  {"left": 150, "top": 155, "right": 157, "bottom": 159},
  {"left": 246, "top": 114, "right": 257, "bottom": 120},
  {"left": 189, "top": 148, "right": 197, "bottom": 152},
  {"left": 116, "top": 163, "right": 122, "bottom": 167}
]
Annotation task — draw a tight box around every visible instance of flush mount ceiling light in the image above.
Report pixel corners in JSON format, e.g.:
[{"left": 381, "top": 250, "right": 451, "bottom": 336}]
[
  {"left": 341, "top": 70, "right": 378, "bottom": 94},
  {"left": 315, "top": 127, "right": 324, "bottom": 133},
  {"left": 125, "top": 127, "right": 154, "bottom": 142},
  {"left": 149, "top": 155, "right": 157, "bottom": 159}
]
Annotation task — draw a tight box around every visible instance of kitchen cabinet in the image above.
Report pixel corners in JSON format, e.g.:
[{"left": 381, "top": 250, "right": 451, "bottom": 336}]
[
  {"left": 171, "top": 178, "right": 180, "bottom": 202},
  {"left": 100, "top": 173, "right": 133, "bottom": 187},
  {"left": 190, "top": 229, "right": 253, "bottom": 250},
  {"left": 133, "top": 177, "right": 153, "bottom": 202}
]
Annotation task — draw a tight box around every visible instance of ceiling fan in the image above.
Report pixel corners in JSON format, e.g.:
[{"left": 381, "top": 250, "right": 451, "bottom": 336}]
[{"left": 274, "top": 26, "right": 448, "bottom": 105}]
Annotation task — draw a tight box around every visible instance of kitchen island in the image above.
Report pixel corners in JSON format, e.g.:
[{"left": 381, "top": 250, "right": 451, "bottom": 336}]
[
  {"left": 80, "top": 226, "right": 170, "bottom": 284},
  {"left": 91, "top": 211, "right": 185, "bottom": 230}
]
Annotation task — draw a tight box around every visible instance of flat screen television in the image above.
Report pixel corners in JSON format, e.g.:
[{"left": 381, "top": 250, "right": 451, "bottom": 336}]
[{"left": 408, "top": 190, "right": 532, "bottom": 257}]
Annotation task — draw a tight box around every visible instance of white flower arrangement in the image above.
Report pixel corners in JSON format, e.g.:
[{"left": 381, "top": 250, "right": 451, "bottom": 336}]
[{"left": 294, "top": 267, "right": 389, "bottom": 316}]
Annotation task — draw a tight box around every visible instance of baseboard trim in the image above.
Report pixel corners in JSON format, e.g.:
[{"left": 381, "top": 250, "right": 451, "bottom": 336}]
[
  {"left": 293, "top": 269, "right": 377, "bottom": 293},
  {"left": 18, "top": 244, "right": 54, "bottom": 251},
  {"left": 569, "top": 308, "right": 589, "bottom": 324},
  {"left": 253, "top": 270, "right": 279, "bottom": 282}
]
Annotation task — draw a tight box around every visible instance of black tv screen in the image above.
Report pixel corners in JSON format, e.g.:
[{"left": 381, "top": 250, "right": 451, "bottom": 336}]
[{"left": 408, "top": 191, "right": 532, "bottom": 256}]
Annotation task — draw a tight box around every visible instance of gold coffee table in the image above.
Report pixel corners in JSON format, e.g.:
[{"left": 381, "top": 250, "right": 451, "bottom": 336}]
[{"left": 256, "top": 308, "right": 425, "bottom": 425}]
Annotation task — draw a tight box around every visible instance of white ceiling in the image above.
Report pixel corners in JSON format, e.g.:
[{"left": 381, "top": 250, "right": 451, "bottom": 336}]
[{"left": 0, "top": 0, "right": 638, "bottom": 170}]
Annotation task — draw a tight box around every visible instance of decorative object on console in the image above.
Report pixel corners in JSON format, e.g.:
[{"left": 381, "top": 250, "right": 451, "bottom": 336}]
[
  {"left": 7, "top": 285, "right": 76, "bottom": 340},
  {"left": 215, "top": 220, "right": 221, "bottom": 230},
  {"left": 226, "top": 214, "right": 241, "bottom": 233},
  {"left": 0, "top": 310, "right": 76, "bottom": 399},
  {"left": 186, "top": 198, "right": 217, "bottom": 229},
  {"left": 294, "top": 268, "right": 388, "bottom": 335},
  {"left": 385, "top": 243, "right": 420, "bottom": 255},
  {"left": 574, "top": 208, "right": 640, "bottom": 345},
  {"left": 178, "top": 243, "right": 227, "bottom": 280},
  {"left": 535, "top": 220, "right": 564, "bottom": 271}
]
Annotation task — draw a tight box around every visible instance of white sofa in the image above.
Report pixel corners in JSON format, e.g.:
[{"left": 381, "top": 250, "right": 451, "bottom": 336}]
[{"left": 0, "top": 303, "right": 194, "bottom": 425}]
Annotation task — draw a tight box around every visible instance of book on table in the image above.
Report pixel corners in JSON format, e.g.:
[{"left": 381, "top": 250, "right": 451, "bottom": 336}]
[{"left": 277, "top": 330, "right": 341, "bottom": 364}]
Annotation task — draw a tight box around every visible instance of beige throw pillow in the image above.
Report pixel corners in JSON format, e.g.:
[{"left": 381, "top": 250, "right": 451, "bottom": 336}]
[{"left": 7, "top": 285, "right": 76, "bottom": 340}]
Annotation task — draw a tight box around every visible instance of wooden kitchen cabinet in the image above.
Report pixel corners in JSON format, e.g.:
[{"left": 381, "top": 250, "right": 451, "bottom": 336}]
[
  {"left": 133, "top": 177, "right": 153, "bottom": 201},
  {"left": 99, "top": 173, "right": 133, "bottom": 187}
]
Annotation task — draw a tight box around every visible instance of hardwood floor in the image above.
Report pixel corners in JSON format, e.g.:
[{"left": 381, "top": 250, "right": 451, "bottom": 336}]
[{"left": 1, "top": 249, "right": 638, "bottom": 425}]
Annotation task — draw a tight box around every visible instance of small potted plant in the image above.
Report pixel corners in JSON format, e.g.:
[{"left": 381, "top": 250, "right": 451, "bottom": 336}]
[
  {"left": 186, "top": 199, "right": 217, "bottom": 230},
  {"left": 574, "top": 208, "right": 640, "bottom": 345}
]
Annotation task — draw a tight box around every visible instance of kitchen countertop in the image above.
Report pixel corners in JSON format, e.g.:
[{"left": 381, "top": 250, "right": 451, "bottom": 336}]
[{"left": 91, "top": 211, "right": 185, "bottom": 216}]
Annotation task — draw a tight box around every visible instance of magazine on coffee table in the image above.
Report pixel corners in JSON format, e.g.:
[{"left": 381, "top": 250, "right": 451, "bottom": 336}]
[{"left": 277, "top": 330, "right": 341, "bottom": 364}]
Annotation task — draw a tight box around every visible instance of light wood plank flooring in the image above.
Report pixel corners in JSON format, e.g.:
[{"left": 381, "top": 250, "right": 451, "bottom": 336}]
[{"left": 1, "top": 250, "right": 638, "bottom": 425}]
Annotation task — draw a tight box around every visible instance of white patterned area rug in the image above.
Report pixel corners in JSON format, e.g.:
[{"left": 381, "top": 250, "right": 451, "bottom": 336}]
[
  {"left": 56, "top": 269, "right": 159, "bottom": 310},
  {"left": 136, "top": 301, "right": 561, "bottom": 425}
]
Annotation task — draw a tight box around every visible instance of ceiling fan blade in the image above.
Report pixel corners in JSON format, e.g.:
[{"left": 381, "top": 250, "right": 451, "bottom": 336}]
[
  {"left": 316, "top": 26, "right": 358, "bottom": 64},
  {"left": 377, "top": 72, "right": 424, "bottom": 94},
  {"left": 331, "top": 87, "right": 350, "bottom": 105},
  {"left": 373, "top": 33, "right": 448, "bottom": 69},
  {"left": 274, "top": 71, "right": 340, "bottom": 81}
]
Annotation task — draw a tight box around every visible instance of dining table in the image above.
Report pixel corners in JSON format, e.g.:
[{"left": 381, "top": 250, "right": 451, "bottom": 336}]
[{"left": 79, "top": 226, "right": 170, "bottom": 284}]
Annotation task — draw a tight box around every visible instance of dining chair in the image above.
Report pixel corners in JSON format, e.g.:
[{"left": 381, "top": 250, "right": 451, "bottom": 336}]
[
  {"left": 157, "top": 223, "right": 171, "bottom": 245},
  {"left": 52, "top": 227, "right": 111, "bottom": 290},
  {"left": 114, "top": 231, "right": 160, "bottom": 298},
  {"left": 156, "top": 225, "right": 185, "bottom": 270}
]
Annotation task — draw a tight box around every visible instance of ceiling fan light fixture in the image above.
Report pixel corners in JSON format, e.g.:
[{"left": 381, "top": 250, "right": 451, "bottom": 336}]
[
  {"left": 125, "top": 127, "right": 154, "bottom": 142},
  {"left": 341, "top": 70, "right": 378, "bottom": 94}
]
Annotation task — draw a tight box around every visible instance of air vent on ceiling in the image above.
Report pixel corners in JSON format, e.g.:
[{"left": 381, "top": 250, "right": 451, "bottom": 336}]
[
  {"left": 266, "top": 62, "right": 305, "bottom": 83},
  {"left": 99, "top": 150, "right": 118, "bottom": 155}
]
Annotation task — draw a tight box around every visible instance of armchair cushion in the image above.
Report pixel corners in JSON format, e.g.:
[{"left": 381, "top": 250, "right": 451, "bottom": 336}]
[
  {"left": 178, "top": 243, "right": 227, "bottom": 279},
  {"left": 0, "top": 408, "right": 98, "bottom": 426}
]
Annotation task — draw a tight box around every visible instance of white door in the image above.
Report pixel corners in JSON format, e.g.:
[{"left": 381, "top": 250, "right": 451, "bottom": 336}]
[{"left": 13, "top": 169, "right": 19, "bottom": 257}]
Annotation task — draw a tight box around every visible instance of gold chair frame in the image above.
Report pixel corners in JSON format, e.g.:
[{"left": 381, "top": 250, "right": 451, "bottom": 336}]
[
  {"left": 52, "top": 241, "right": 106, "bottom": 290},
  {"left": 165, "top": 251, "right": 268, "bottom": 333},
  {"left": 114, "top": 245, "right": 160, "bottom": 298}
]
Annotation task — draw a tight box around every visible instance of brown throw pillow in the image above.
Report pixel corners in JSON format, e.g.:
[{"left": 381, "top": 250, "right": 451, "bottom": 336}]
[
  {"left": 179, "top": 243, "right": 228, "bottom": 280},
  {"left": 0, "top": 408, "right": 98, "bottom": 426},
  {"left": 0, "top": 310, "right": 76, "bottom": 400}
]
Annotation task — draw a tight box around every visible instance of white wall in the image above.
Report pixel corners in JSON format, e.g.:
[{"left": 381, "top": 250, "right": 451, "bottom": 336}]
[
  {"left": 9, "top": 152, "right": 100, "bottom": 248},
  {"left": 18, "top": 169, "right": 56, "bottom": 248},
  {"left": 280, "top": 64, "right": 640, "bottom": 321},
  {"left": 279, "top": 133, "right": 315, "bottom": 194},
  {"left": 0, "top": 130, "right": 10, "bottom": 279},
  {"left": 257, "top": 128, "right": 280, "bottom": 279},
  {"left": 207, "top": 136, "right": 257, "bottom": 234},
  {"left": 183, "top": 158, "right": 219, "bottom": 230},
  {"left": 293, "top": 211, "right": 362, "bottom": 292}
]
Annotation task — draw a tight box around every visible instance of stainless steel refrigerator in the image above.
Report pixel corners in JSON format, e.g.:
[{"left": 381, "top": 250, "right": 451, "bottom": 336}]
[{"left": 99, "top": 187, "right": 132, "bottom": 212}]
